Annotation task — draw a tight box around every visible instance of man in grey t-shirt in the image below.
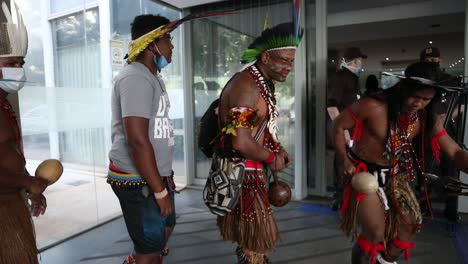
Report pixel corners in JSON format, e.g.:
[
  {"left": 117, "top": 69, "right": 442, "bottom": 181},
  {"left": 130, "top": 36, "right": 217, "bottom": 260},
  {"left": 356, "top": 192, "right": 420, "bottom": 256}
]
[{"left": 107, "top": 14, "right": 176, "bottom": 264}]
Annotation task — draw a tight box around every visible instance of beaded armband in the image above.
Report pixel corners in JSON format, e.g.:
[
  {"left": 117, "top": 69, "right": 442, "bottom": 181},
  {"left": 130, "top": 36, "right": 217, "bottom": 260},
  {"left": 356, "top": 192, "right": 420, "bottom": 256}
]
[{"left": 221, "top": 107, "right": 256, "bottom": 136}]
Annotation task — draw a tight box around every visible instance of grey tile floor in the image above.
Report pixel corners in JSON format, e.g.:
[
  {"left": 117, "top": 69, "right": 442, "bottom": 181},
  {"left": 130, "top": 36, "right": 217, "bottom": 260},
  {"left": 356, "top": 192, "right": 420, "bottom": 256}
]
[{"left": 39, "top": 188, "right": 462, "bottom": 264}]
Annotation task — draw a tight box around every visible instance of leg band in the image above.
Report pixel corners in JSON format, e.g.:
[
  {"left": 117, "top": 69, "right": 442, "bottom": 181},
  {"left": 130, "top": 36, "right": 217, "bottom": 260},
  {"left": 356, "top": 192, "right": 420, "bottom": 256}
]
[
  {"left": 391, "top": 238, "right": 416, "bottom": 261},
  {"left": 357, "top": 235, "right": 385, "bottom": 264}
]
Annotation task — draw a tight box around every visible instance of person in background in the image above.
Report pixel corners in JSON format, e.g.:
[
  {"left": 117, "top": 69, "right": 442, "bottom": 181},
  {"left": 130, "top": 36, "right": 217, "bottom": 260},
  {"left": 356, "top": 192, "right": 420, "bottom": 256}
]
[
  {"left": 326, "top": 47, "right": 367, "bottom": 210},
  {"left": 419, "top": 46, "right": 461, "bottom": 222},
  {"left": 364, "top": 74, "right": 380, "bottom": 96},
  {"left": 420, "top": 46, "right": 441, "bottom": 64}
]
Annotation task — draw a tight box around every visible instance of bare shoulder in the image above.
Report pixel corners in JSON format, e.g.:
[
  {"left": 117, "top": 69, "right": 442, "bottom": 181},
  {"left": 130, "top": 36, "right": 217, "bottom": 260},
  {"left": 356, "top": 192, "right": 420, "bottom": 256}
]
[
  {"left": 357, "top": 97, "right": 386, "bottom": 113},
  {"left": 224, "top": 71, "right": 259, "bottom": 108},
  {"left": 225, "top": 72, "right": 258, "bottom": 93},
  {"left": 349, "top": 96, "right": 387, "bottom": 121}
]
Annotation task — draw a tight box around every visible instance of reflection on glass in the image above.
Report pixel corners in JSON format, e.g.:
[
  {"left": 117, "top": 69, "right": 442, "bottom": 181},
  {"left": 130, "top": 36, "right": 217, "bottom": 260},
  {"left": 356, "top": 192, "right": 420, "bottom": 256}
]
[
  {"left": 50, "top": 0, "right": 96, "bottom": 14},
  {"left": 18, "top": 3, "right": 114, "bottom": 249}
]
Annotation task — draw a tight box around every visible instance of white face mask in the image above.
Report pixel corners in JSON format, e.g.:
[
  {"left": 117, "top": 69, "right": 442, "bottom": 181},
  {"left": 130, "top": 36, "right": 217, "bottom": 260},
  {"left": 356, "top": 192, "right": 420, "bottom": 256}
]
[
  {"left": 0, "top": 67, "right": 26, "bottom": 93},
  {"left": 340, "top": 58, "right": 363, "bottom": 75}
]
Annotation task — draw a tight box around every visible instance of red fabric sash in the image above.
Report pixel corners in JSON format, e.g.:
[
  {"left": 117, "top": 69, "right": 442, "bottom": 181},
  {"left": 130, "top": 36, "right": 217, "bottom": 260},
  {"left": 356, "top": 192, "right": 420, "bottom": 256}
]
[
  {"left": 392, "top": 238, "right": 416, "bottom": 261},
  {"left": 430, "top": 129, "right": 447, "bottom": 164},
  {"left": 357, "top": 235, "right": 385, "bottom": 264},
  {"left": 245, "top": 160, "right": 264, "bottom": 169},
  {"left": 341, "top": 154, "right": 367, "bottom": 215},
  {"left": 347, "top": 107, "right": 363, "bottom": 142}
]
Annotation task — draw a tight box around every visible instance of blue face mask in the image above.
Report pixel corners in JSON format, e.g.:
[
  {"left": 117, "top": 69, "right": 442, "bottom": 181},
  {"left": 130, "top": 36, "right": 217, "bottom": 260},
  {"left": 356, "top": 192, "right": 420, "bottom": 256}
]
[
  {"left": 153, "top": 54, "right": 169, "bottom": 70},
  {"left": 354, "top": 66, "right": 363, "bottom": 74},
  {"left": 152, "top": 45, "right": 169, "bottom": 70}
]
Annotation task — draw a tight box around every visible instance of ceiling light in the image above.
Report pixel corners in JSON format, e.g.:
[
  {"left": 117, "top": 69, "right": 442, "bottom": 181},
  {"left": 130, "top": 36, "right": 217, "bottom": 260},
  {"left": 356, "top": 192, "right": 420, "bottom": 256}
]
[
  {"left": 429, "top": 41, "right": 433, "bottom": 44},
  {"left": 459, "top": 60, "right": 462, "bottom": 63},
  {"left": 386, "top": 58, "right": 389, "bottom": 61},
  {"left": 390, "top": 69, "right": 393, "bottom": 71}
]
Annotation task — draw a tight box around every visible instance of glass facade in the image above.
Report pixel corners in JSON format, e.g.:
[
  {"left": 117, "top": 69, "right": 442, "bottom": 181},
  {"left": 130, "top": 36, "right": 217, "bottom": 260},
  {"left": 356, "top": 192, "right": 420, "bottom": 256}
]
[
  {"left": 9, "top": 0, "right": 465, "bottom": 251},
  {"left": 15, "top": 0, "right": 184, "bottom": 249},
  {"left": 190, "top": 0, "right": 299, "bottom": 187}
]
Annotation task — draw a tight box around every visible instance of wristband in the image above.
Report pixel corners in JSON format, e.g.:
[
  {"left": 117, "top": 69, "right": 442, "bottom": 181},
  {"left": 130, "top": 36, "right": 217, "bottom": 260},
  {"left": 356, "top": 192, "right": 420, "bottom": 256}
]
[
  {"left": 264, "top": 151, "right": 276, "bottom": 164},
  {"left": 154, "top": 188, "right": 168, "bottom": 200}
]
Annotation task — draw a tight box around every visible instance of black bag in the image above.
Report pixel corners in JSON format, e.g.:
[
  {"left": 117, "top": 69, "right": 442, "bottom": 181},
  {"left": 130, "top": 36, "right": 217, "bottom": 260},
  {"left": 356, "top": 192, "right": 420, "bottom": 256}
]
[{"left": 198, "top": 99, "right": 220, "bottom": 158}]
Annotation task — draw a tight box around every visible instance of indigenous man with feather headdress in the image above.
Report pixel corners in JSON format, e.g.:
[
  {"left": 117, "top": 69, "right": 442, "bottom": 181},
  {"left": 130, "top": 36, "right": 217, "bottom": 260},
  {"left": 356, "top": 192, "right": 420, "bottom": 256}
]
[
  {"left": 0, "top": 0, "right": 48, "bottom": 263},
  {"left": 215, "top": 22, "right": 302, "bottom": 264},
  {"left": 108, "top": 11, "right": 237, "bottom": 264}
]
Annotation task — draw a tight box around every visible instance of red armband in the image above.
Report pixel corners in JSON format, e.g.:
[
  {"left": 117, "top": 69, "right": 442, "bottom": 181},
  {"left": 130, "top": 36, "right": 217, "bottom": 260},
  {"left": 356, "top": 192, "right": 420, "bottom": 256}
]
[
  {"left": 264, "top": 151, "right": 276, "bottom": 164},
  {"left": 431, "top": 129, "right": 447, "bottom": 164},
  {"left": 347, "top": 107, "right": 364, "bottom": 142}
]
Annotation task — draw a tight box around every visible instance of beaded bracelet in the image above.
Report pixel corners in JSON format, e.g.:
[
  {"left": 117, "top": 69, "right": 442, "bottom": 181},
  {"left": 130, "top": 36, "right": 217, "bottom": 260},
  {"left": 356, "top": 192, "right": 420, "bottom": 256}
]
[
  {"left": 154, "top": 188, "right": 168, "bottom": 200},
  {"left": 264, "top": 151, "right": 276, "bottom": 164}
]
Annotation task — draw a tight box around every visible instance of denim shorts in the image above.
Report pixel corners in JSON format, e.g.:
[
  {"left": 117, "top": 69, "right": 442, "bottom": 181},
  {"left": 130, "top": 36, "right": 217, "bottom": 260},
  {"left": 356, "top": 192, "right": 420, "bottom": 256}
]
[{"left": 112, "top": 177, "right": 176, "bottom": 254}]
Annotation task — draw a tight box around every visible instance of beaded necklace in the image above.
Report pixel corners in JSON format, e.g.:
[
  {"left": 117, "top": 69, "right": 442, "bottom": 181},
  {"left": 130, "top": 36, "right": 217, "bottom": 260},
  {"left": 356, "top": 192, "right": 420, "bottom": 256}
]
[
  {"left": 246, "top": 65, "right": 281, "bottom": 152},
  {"left": 388, "top": 110, "right": 434, "bottom": 227},
  {"left": 386, "top": 111, "right": 421, "bottom": 181}
]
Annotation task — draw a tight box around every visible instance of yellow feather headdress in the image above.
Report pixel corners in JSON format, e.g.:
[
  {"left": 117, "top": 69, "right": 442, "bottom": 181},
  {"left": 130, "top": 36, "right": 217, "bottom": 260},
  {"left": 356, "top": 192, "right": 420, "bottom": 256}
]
[
  {"left": 125, "top": 11, "right": 238, "bottom": 63},
  {"left": 126, "top": 24, "right": 172, "bottom": 63}
]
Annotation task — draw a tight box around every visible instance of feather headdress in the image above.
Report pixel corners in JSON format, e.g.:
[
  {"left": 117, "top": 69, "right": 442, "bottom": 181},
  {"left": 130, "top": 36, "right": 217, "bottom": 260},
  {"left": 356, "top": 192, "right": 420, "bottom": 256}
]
[
  {"left": 126, "top": 11, "right": 237, "bottom": 63},
  {"left": 0, "top": 0, "right": 28, "bottom": 58},
  {"left": 241, "top": 1, "right": 303, "bottom": 64},
  {"left": 382, "top": 61, "right": 462, "bottom": 92}
]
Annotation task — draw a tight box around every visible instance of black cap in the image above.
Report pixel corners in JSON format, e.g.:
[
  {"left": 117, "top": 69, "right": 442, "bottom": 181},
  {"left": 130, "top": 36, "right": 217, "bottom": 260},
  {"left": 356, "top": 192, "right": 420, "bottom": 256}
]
[
  {"left": 343, "top": 47, "right": 367, "bottom": 61},
  {"left": 420, "top": 47, "right": 440, "bottom": 61}
]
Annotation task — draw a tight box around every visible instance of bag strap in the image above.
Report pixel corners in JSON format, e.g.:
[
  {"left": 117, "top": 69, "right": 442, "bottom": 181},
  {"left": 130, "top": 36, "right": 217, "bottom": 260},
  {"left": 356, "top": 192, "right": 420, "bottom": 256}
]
[{"left": 254, "top": 118, "right": 267, "bottom": 142}]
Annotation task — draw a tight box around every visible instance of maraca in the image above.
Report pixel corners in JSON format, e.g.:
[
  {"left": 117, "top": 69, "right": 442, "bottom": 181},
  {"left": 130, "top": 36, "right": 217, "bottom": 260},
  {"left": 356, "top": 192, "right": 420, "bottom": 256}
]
[
  {"left": 35, "top": 159, "right": 63, "bottom": 185},
  {"left": 351, "top": 172, "right": 379, "bottom": 194}
]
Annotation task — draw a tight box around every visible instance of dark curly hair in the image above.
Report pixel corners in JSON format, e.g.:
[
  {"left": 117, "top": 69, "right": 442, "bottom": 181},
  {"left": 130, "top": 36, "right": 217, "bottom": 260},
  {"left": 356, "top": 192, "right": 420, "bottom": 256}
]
[
  {"left": 130, "top": 14, "right": 170, "bottom": 40},
  {"left": 369, "top": 61, "right": 451, "bottom": 162}
]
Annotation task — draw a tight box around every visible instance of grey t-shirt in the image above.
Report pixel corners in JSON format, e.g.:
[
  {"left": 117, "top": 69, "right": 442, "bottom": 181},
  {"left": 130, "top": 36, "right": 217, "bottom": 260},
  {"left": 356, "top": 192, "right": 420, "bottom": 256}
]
[{"left": 109, "top": 62, "right": 174, "bottom": 177}]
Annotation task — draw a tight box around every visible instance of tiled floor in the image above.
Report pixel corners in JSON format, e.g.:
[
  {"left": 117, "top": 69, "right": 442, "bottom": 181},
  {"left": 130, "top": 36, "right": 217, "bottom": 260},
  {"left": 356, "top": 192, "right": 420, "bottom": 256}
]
[{"left": 39, "top": 188, "right": 464, "bottom": 264}]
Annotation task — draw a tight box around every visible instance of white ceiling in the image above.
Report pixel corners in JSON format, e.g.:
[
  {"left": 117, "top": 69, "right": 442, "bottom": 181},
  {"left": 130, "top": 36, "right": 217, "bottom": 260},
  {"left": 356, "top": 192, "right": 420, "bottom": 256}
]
[{"left": 160, "top": 0, "right": 225, "bottom": 9}]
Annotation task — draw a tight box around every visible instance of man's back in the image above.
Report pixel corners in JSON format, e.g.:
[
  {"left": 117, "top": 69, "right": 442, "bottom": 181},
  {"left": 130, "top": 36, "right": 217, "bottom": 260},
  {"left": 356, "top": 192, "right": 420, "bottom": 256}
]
[{"left": 327, "top": 67, "right": 360, "bottom": 111}]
